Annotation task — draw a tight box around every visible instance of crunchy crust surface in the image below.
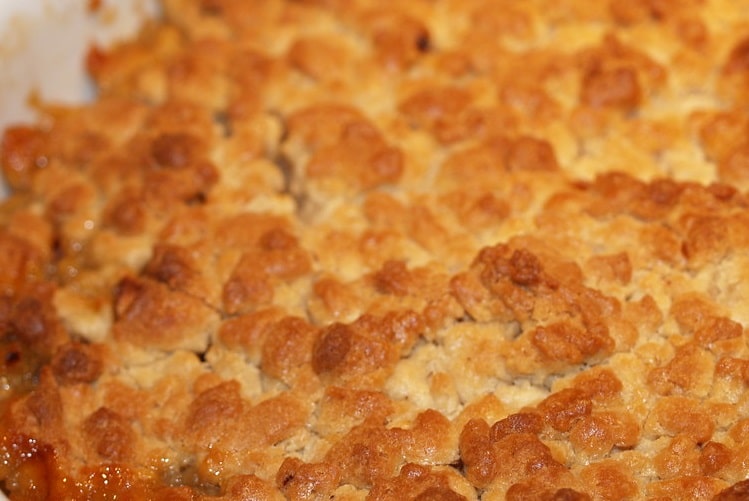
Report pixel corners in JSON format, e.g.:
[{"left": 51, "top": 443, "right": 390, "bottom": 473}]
[{"left": 3, "top": 0, "right": 749, "bottom": 499}]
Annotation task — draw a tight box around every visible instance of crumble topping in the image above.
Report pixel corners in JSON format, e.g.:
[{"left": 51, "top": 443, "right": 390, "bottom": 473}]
[{"left": 3, "top": 0, "right": 749, "bottom": 499}]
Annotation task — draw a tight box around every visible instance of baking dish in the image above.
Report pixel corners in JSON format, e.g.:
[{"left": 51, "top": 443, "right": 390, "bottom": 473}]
[{"left": 0, "top": 0, "right": 158, "bottom": 131}]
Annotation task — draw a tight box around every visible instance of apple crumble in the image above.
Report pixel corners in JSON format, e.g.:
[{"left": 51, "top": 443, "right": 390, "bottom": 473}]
[{"left": 3, "top": 0, "right": 749, "bottom": 499}]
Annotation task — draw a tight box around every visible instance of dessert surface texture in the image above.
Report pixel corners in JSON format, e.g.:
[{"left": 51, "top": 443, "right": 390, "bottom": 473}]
[{"left": 3, "top": 0, "right": 749, "bottom": 499}]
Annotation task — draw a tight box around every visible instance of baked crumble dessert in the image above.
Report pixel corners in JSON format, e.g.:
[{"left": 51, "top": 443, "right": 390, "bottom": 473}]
[{"left": 3, "top": 0, "right": 749, "bottom": 499}]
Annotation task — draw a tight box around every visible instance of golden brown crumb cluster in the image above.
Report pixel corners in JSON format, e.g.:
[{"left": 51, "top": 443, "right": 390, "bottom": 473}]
[{"left": 3, "top": 0, "right": 749, "bottom": 499}]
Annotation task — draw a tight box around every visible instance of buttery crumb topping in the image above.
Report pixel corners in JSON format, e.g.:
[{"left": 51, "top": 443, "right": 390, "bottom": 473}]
[{"left": 3, "top": 0, "right": 749, "bottom": 499}]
